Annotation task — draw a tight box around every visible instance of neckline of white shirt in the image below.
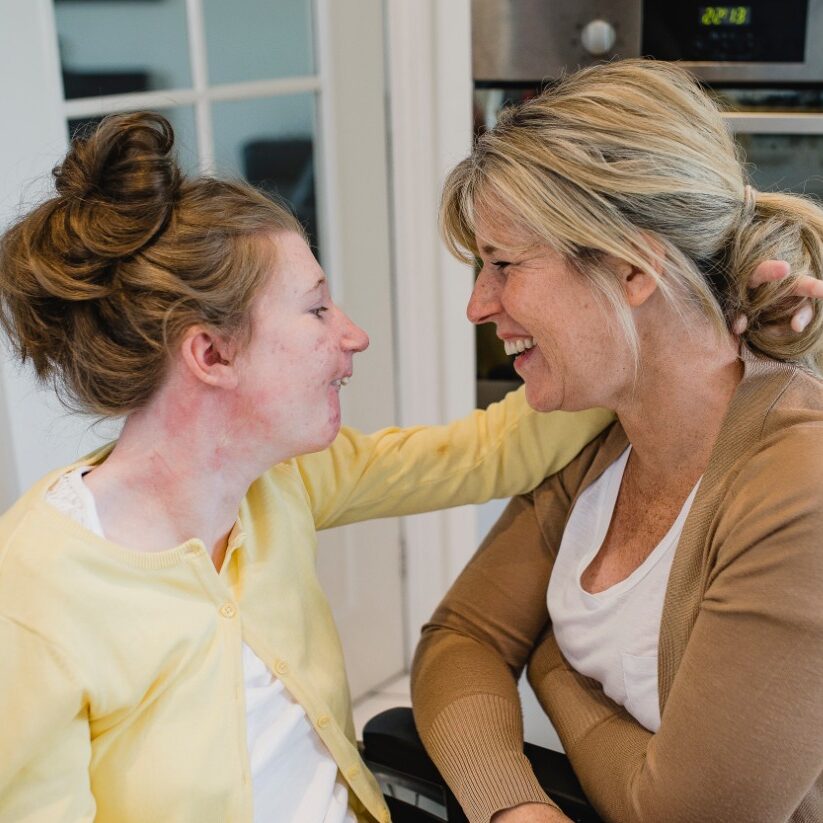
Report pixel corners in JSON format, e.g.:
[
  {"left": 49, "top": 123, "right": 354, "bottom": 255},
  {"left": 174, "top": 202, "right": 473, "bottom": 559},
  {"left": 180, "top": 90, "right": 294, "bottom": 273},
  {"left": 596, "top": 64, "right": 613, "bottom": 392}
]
[{"left": 576, "top": 446, "right": 702, "bottom": 602}]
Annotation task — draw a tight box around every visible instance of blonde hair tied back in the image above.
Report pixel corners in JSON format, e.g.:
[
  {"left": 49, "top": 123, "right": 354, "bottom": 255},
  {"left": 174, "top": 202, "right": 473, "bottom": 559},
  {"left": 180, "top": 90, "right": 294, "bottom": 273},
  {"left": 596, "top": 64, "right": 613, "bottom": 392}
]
[
  {"left": 0, "top": 111, "right": 304, "bottom": 416},
  {"left": 441, "top": 59, "right": 823, "bottom": 373}
]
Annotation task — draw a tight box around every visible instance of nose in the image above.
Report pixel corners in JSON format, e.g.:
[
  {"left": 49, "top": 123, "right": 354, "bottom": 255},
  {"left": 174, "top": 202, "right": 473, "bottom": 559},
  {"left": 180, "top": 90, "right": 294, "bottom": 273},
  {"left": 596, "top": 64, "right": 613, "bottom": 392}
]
[
  {"left": 466, "top": 267, "right": 503, "bottom": 325},
  {"left": 341, "top": 312, "right": 369, "bottom": 353}
]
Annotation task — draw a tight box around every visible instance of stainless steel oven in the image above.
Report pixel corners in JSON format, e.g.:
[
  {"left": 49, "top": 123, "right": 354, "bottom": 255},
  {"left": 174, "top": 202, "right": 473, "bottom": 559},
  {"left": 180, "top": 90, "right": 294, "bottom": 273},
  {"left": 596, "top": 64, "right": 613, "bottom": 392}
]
[
  {"left": 471, "top": 0, "right": 823, "bottom": 406},
  {"left": 473, "top": 0, "right": 823, "bottom": 84}
]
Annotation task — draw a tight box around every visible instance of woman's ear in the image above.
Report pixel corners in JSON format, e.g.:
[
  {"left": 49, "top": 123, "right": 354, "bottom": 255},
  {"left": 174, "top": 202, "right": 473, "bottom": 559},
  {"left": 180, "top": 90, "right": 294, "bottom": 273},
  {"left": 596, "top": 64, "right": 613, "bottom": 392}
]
[
  {"left": 179, "top": 326, "right": 239, "bottom": 389},
  {"left": 621, "top": 263, "right": 659, "bottom": 308},
  {"left": 613, "top": 234, "right": 666, "bottom": 308}
]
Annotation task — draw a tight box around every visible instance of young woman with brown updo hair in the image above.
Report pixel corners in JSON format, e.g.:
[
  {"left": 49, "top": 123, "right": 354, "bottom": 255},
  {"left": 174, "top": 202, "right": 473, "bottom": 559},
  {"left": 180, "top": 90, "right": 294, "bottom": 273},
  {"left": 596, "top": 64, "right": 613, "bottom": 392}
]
[{"left": 0, "top": 112, "right": 617, "bottom": 823}]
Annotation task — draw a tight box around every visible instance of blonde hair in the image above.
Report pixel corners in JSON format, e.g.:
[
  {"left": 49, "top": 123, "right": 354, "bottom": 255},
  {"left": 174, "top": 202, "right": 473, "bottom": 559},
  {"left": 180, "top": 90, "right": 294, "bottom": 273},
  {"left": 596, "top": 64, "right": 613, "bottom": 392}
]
[
  {"left": 0, "top": 112, "right": 304, "bottom": 416},
  {"left": 442, "top": 59, "right": 823, "bottom": 371}
]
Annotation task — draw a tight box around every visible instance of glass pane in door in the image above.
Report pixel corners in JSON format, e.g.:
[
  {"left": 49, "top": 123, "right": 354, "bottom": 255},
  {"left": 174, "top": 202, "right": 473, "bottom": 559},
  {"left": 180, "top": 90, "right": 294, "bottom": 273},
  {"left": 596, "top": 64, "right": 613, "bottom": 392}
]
[
  {"left": 54, "top": 0, "right": 191, "bottom": 98},
  {"left": 202, "top": 0, "right": 314, "bottom": 84},
  {"left": 212, "top": 94, "right": 319, "bottom": 253}
]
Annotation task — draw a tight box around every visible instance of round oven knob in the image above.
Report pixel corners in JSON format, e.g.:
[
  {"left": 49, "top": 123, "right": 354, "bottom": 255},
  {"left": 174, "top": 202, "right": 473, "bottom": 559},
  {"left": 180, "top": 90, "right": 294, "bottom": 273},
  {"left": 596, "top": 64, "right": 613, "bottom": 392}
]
[{"left": 581, "top": 19, "right": 617, "bottom": 55}]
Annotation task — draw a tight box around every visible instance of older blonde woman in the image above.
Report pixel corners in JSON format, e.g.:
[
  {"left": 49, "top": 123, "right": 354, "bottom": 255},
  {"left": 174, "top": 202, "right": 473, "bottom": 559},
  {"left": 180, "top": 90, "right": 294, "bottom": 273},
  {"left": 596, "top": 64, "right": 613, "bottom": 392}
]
[{"left": 412, "top": 59, "right": 823, "bottom": 823}]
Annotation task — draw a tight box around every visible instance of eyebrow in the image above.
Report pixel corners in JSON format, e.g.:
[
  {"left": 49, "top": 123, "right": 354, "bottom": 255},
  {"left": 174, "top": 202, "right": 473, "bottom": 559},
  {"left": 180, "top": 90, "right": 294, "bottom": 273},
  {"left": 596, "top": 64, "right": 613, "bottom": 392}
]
[
  {"left": 305, "top": 277, "right": 326, "bottom": 294},
  {"left": 480, "top": 241, "right": 538, "bottom": 257}
]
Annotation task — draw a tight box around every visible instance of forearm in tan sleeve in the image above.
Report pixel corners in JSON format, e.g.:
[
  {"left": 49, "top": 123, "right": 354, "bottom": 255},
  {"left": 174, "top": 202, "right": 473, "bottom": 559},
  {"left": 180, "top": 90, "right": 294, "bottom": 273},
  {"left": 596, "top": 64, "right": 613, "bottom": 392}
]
[
  {"left": 528, "top": 428, "right": 823, "bottom": 823},
  {"left": 411, "top": 491, "right": 563, "bottom": 823}
]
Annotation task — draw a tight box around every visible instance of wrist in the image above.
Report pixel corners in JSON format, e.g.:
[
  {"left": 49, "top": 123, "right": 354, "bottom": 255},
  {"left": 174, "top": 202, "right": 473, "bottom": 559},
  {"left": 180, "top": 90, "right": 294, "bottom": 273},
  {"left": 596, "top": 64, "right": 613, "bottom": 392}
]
[{"left": 491, "top": 802, "right": 570, "bottom": 822}]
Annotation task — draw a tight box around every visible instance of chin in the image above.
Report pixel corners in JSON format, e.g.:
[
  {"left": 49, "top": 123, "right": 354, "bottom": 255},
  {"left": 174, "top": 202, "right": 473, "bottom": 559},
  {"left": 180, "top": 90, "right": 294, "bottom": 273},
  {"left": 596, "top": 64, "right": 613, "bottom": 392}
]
[
  {"left": 296, "top": 434, "right": 337, "bottom": 457},
  {"left": 290, "top": 414, "right": 341, "bottom": 456},
  {"left": 320, "top": 417, "right": 343, "bottom": 449},
  {"left": 524, "top": 381, "right": 563, "bottom": 413}
]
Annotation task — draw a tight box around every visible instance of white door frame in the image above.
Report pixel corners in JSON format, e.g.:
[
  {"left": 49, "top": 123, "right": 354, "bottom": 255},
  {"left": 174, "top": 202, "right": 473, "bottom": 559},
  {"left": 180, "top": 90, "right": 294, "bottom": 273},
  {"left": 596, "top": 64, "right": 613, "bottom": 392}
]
[
  {"left": 384, "top": 0, "right": 479, "bottom": 660},
  {"left": 0, "top": 0, "right": 76, "bottom": 512}
]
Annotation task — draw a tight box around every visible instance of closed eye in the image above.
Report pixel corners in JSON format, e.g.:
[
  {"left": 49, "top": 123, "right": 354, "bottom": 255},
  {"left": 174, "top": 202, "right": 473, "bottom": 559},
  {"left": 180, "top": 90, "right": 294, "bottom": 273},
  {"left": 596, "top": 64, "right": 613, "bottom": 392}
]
[
  {"left": 310, "top": 306, "right": 329, "bottom": 319},
  {"left": 491, "top": 260, "right": 512, "bottom": 270}
]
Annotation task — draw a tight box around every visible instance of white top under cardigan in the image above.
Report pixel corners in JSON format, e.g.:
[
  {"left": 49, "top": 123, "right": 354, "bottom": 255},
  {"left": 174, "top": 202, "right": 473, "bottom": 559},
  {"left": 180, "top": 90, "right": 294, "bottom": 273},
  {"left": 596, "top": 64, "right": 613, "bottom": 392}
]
[
  {"left": 45, "top": 468, "right": 355, "bottom": 823},
  {"left": 547, "top": 447, "right": 700, "bottom": 732}
]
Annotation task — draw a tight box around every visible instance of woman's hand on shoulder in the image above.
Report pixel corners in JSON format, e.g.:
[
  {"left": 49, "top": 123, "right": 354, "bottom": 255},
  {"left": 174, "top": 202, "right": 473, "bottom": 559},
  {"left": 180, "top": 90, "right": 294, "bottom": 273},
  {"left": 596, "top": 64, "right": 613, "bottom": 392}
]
[
  {"left": 735, "top": 260, "right": 823, "bottom": 334},
  {"left": 491, "top": 803, "right": 573, "bottom": 823}
]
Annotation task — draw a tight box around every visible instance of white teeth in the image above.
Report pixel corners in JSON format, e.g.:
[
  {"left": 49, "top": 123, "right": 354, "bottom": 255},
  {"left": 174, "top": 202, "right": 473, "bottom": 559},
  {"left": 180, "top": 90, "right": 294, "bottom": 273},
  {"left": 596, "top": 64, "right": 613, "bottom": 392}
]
[
  {"left": 333, "top": 376, "right": 350, "bottom": 388},
  {"left": 503, "top": 337, "right": 535, "bottom": 356}
]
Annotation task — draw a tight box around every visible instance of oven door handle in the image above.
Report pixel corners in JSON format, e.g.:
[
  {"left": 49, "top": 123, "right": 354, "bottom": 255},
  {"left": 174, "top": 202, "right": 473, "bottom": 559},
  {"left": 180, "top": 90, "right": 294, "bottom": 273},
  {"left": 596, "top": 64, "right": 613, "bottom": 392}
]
[{"left": 725, "top": 112, "right": 823, "bottom": 134}]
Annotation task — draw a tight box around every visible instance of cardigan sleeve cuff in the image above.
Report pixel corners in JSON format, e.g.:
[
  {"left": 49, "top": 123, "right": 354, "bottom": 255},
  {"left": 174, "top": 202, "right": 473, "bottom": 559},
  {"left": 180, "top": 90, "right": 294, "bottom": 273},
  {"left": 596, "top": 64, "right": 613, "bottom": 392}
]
[{"left": 422, "top": 694, "right": 558, "bottom": 823}]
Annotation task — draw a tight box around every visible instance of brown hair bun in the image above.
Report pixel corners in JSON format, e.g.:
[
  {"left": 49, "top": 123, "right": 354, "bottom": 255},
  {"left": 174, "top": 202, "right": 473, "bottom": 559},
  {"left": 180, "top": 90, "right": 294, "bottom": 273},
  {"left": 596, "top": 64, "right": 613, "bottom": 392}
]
[{"left": 54, "top": 111, "right": 181, "bottom": 264}]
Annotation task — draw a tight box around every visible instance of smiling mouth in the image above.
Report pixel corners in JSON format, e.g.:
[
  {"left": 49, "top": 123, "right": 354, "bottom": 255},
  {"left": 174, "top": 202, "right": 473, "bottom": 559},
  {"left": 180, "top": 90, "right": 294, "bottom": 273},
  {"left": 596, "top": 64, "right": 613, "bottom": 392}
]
[
  {"left": 332, "top": 376, "right": 350, "bottom": 389},
  {"left": 503, "top": 337, "right": 535, "bottom": 356}
]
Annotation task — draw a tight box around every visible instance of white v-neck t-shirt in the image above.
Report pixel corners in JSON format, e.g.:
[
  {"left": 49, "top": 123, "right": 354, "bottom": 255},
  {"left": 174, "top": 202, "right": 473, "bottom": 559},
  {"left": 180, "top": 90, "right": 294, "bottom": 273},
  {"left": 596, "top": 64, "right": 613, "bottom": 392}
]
[
  {"left": 46, "top": 468, "right": 356, "bottom": 823},
  {"left": 547, "top": 447, "right": 699, "bottom": 732}
]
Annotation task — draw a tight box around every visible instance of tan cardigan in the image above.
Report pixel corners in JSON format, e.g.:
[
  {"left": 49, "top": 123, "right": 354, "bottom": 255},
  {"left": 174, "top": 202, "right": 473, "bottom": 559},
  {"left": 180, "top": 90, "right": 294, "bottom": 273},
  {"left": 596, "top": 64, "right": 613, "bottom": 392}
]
[{"left": 412, "top": 351, "right": 823, "bottom": 823}]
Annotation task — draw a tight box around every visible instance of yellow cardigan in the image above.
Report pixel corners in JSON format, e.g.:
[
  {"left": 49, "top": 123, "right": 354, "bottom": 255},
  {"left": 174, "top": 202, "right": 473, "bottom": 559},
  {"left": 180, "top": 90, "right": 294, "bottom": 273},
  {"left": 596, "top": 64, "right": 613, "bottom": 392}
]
[{"left": 0, "top": 389, "right": 611, "bottom": 823}]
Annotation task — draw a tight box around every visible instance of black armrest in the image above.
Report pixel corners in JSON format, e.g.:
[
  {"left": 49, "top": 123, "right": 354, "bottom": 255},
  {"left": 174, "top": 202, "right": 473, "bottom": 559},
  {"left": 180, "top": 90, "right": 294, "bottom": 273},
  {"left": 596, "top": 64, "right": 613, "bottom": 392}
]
[{"left": 362, "top": 707, "right": 602, "bottom": 823}]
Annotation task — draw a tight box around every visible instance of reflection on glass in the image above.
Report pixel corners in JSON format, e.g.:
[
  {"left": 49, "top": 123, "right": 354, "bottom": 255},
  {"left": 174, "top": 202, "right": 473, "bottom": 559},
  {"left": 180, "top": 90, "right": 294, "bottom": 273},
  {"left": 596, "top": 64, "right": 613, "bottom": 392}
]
[
  {"left": 474, "top": 87, "right": 537, "bottom": 135},
  {"left": 737, "top": 134, "right": 823, "bottom": 201},
  {"left": 66, "top": 107, "right": 199, "bottom": 176},
  {"left": 476, "top": 321, "right": 522, "bottom": 409},
  {"left": 54, "top": 0, "right": 191, "bottom": 98},
  {"left": 709, "top": 87, "right": 823, "bottom": 114},
  {"left": 212, "top": 94, "right": 319, "bottom": 253},
  {"left": 202, "top": 0, "right": 314, "bottom": 85}
]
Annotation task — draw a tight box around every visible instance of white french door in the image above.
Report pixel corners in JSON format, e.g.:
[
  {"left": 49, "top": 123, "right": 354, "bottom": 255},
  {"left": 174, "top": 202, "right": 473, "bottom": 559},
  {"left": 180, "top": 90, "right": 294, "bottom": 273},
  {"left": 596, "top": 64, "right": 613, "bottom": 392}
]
[{"left": 0, "top": 0, "right": 404, "bottom": 699}]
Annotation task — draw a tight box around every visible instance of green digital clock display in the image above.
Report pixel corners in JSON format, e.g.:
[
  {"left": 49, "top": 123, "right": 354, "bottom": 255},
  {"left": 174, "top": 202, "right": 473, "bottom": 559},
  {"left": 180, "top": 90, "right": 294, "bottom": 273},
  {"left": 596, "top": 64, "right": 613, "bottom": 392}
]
[{"left": 699, "top": 6, "right": 752, "bottom": 25}]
